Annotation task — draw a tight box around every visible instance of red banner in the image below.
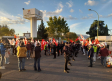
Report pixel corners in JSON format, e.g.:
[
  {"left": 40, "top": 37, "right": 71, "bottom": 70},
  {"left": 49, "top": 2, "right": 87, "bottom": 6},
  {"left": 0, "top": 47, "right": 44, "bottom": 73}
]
[
  {"left": 41, "top": 39, "right": 47, "bottom": 50},
  {"left": 70, "top": 39, "right": 74, "bottom": 43},
  {"left": 75, "top": 37, "right": 79, "bottom": 41},
  {"left": 94, "top": 39, "right": 99, "bottom": 44},
  {"left": 53, "top": 38, "right": 58, "bottom": 46}
]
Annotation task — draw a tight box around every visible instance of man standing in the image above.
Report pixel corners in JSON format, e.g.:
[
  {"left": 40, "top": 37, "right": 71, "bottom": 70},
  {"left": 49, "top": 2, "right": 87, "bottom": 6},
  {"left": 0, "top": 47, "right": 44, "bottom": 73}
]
[
  {"left": 34, "top": 43, "right": 41, "bottom": 71},
  {"left": 12, "top": 39, "right": 15, "bottom": 55},
  {"left": 88, "top": 45, "right": 94, "bottom": 67},
  {"left": 63, "top": 42, "right": 70, "bottom": 73},
  {"left": 26, "top": 41, "right": 31, "bottom": 59},
  {"left": 99, "top": 45, "right": 109, "bottom": 67},
  {"left": 0, "top": 40, "right": 6, "bottom": 69},
  {"left": 53, "top": 43, "right": 56, "bottom": 59},
  {"left": 44, "top": 44, "right": 48, "bottom": 56},
  {"left": 17, "top": 42, "right": 27, "bottom": 72}
]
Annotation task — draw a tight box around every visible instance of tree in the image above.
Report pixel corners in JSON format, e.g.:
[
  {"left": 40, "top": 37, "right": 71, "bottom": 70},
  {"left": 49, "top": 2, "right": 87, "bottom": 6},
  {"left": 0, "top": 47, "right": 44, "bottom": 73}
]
[
  {"left": 86, "top": 20, "right": 109, "bottom": 38},
  {"left": 65, "top": 32, "right": 78, "bottom": 41},
  {"left": 0, "top": 25, "right": 15, "bottom": 36},
  {"left": 37, "top": 20, "right": 48, "bottom": 39},
  {"left": 46, "top": 16, "right": 69, "bottom": 39}
]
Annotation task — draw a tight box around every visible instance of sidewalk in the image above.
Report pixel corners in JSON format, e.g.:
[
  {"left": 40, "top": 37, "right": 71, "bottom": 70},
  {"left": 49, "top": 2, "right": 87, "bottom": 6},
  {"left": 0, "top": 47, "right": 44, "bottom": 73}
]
[{"left": 0, "top": 51, "right": 112, "bottom": 81}]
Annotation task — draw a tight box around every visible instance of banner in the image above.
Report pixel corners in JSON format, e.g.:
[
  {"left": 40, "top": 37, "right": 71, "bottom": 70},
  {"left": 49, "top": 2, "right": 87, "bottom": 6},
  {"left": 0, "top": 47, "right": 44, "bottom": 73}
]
[
  {"left": 53, "top": 38, "right": 58, "bottom": 46},
  {"left": 75, "top": 37, "right": 79, "bottom": 41},
  {"left": 41, "top": 39, "right": 47, "bottom": 50},
  {"left": 70, "top": 39, "right": 73, "bottom": 43},
  {"left": 80, "top": 34, "right": 85, "bottom": 40}
]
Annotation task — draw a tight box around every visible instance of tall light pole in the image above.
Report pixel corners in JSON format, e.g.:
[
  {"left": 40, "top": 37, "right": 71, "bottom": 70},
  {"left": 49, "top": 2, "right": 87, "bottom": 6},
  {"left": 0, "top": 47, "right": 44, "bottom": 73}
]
[{"left": 88, "top": 9, "right": 99, "bottom": 39}]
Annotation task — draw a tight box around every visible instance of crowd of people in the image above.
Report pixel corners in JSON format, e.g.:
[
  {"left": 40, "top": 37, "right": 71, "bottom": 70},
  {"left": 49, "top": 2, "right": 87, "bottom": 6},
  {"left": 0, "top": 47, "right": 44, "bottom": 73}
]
[
  {"left": 80, "top": 43, "right": 109, "bottom": 68},
  {"left": 0, "top": 37, "right": 110, "bottom": 75}
]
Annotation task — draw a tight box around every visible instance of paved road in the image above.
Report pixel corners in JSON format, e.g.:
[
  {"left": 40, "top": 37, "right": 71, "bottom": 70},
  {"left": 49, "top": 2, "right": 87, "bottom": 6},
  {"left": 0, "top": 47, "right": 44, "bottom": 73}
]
[{"left": 0, "top": 51, "right": 112, "bottom": 81}]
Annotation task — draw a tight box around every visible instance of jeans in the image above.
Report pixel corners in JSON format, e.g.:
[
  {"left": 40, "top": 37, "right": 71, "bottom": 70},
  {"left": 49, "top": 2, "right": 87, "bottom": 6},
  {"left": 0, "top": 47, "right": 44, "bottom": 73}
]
[
  {"left": 90, "top": 57, "right": 93, "bottom": 66},
  {"left": 0, "top": 54, "right": 5, "bottom": 66},
  {"left": 27, "top": 50, "right": 30, "bottom": 58},
  {"left": 5, "top": 57, "right": 9, "bottom": 64},
  {"left": 101, "top": 56, "right": 106, "bottom": 67},
  {"left": 18, "top": 57, "right": 25, "bottom": 70},
  {"left": 48, "top": 48, "right": 50, "bottom": 54},
  {"left": 83, "top": 49, "right": 85, "bottom": 54},
  {"left": 86, "top": 51, "right": 88, "bottom": 56},
  {"left": 34, "top": 58, "right": 40, "bottom": 70}
]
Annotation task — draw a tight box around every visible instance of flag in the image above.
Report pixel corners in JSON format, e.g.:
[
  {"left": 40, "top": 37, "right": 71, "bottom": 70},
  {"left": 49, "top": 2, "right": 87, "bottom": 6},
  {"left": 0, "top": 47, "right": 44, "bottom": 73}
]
[
  {"left": 41, "top": 39, "right": 47, "bottom": 50},
  {"left": 85, "top": 40, "right": 89, "bottom": 46},
  {"left": 80, "top": 34, "right": 85, "bottom": 40},
  {"left": 53, "top": 38, "right": 58, "bottom": 46},
  {"left": 70, "top": 39, "right": 73, "bottom": 43},
  {"left": 16, "top": 39, "right": 19, "bottom": 45},
  {"left": 31, "top": 38, "right": 34, "bottom": 43},
  {"left": 8, "top": 39, "right": 12, "bottom": 45},
  {"left": 75, "top": 37, "right": 79, "bottom": 41},
  {"left": 14, "top": 34, "right": 16, "bottom": 38},
  {"left": 89, "top": 38, "right": 92, "bottom": 44},
  {"left": 24, "top": 38, "right": 27, "bottom": 45},
  {"left": 94, "top": 39, "right": 99, "bottom": 44},
  {"left": 92, "top": 40, "right": 94, "bottom": 44}
]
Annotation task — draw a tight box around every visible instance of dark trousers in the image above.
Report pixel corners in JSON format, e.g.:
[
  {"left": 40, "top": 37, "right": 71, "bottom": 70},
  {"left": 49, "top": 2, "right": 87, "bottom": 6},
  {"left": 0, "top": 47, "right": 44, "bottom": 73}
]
[
  {"left": 12, "top": 45, "right": 15, "bottom": 54},
  {"left": 57, "top": 50, "right": 59, "bottom": 56},
  {"left": 54, "top": 53, "right": 56, "bottom": 58},
  {"left": 90, "top": 57, "right": 93, "bottom": 66},
  {"left": 101, "top": 56, "right": 106, "bottom": 67},
  {"left": 34, "top": 58, "right": 40, "bottom": 70},
  {"left": 45, "top": 50, "right": 46, "bottom": 55},
  {"left": 14, "top": 47, "right": 17, "bottom": 55},
  {"left": 75, "top": 51, "right": 78, "bottom": 57},
  {"left": 65, "top": 56, "right": 69, "bottom": 70},
  {"left": 81, "top": 47, "right": 83, "bottom": 54},
  {"left": 61, "top": 48, "right": 63, "bottom": 55}
]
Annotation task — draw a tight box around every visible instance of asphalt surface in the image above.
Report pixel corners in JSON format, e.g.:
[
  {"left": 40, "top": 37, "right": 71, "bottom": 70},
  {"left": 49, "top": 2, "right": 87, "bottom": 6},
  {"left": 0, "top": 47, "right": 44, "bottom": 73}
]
[{"left": 0, "top": 50, "right": 112, "bottom": 81}]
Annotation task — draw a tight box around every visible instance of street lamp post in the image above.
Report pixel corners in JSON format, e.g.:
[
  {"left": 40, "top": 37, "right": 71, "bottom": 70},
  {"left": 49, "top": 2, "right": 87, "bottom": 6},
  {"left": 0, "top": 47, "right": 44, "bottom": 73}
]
[{"left": 88, "top": 9, "right": 99, "bottom": 39}]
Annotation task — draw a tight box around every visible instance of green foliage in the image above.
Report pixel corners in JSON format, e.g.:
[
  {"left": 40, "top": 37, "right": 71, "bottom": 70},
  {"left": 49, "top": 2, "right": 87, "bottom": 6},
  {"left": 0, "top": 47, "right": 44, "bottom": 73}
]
[
  {"left": 65, "top": 32, "right": 78, "bottom": 41},
  {"left": 86, "top": 20, "right": 109, "bottom": 38},
  {"left": 0, "top": 25, "right": 15, "bottom": 36},
  {"left": 46, "top": 16, "right": 69, "bottom": 38},
  {"left": 37, "top": 20, "right": 48, "bottom": 39}
]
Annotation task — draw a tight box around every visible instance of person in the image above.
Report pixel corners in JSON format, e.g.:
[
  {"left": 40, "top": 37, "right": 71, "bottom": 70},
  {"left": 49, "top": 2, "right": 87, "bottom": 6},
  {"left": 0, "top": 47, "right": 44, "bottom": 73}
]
[
  {"left": 5, "top": 46, "right": 10, "bottom": 64},
  {"left": 63, "top": 42, "right": 70, "bottom": 73},
  {"left": 93, "top": 44, "right": 97, "bottom": 62},
  {"left": 99, "top": 45, "right": 109, "bottom": 67},
  {"left": 26, "top": 41, "right": 31, "bottom": 59},
  {"left": 34, "top": 43, "right": 41, "bottom": 71},
  {"left": 44, "top": 44, "right": 48, "bottom": 56},
  {"left": 17, "top": 42, "right": 27, "bottom": 72},
  {"left": 88, "top": 44, "right": 94, "bottom": 67},
  {"left": 60, "top": 41, "right": 64, "bottom": 55},
  {"left": 48, "top": 42, "right": 51, "bottom": 55},
  {"left": 31, "top": 42, "right": 34, "bottom": 57},
  {"left": 53, "top": 43, "right": 56, "bottom": 59},
  {"left": 0, "top": 40, "right": 6, "bottom": 69},
  {"left": 12, "top": 39, "right": 15, "bottom": 55},
  {"left": 57, "top": 42, "right": 60, "bottom": 56}
]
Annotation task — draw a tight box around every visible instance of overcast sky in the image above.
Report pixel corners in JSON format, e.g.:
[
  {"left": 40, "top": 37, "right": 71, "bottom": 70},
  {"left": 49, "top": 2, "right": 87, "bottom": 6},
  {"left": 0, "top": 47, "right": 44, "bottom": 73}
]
[{"left": 0, "top": 0, "right": 112, "bottom": 36}]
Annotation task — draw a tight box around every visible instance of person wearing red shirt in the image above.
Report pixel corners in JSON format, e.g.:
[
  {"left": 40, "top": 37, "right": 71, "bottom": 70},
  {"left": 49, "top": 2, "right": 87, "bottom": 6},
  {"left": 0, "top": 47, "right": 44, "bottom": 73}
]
[{"left": 99, "top": 45, "right": 109, "bottom": 67}]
